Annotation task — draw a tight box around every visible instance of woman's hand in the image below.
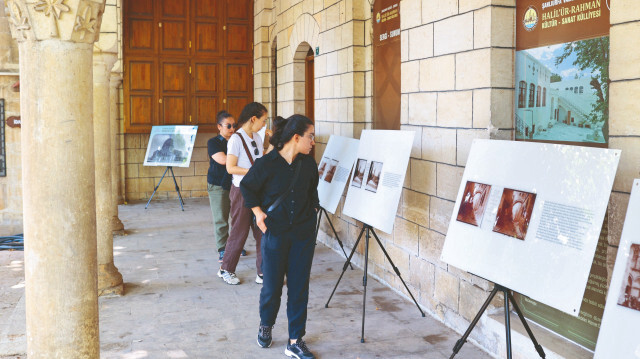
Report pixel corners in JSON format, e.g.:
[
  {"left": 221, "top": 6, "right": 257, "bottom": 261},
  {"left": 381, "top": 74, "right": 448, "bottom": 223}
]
[{"left": 252, "top": 207, "right": 268, "bottom": 233}]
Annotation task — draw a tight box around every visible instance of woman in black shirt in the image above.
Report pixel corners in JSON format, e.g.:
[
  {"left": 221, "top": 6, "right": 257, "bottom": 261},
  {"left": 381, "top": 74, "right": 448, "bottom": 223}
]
[{"left": 240, "top": 115, "right": 319, "bottom": 359}]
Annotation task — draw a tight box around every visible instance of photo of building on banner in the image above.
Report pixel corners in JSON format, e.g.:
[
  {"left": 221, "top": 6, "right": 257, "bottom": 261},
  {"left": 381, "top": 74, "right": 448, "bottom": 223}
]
[{"left": 515, "top": 0, "right": 610, "bottom": 145}]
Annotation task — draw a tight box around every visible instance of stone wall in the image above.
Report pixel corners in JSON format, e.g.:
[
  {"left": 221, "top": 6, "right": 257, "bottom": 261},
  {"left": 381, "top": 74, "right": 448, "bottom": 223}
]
[{"left": 0, "top": 4, "right": 21, "bottom": 236}]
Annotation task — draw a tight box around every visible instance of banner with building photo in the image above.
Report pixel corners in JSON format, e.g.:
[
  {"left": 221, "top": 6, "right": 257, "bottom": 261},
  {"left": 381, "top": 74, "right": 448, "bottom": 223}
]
[
  {"left": 515, "top": 0, "right": 610, "bottom": 145},
  {"left": 317, "top": 136, "right": 360, "bottom": 214},
  {"left": 143, "top": 125, "right": 198, "bottom": 168},
  {"left": 595, "top": 180, "right": 640, "bottom": 358}
]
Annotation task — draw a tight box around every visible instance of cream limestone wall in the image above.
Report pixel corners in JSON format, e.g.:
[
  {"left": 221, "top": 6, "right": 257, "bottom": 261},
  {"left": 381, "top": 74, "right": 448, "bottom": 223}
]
[{"left": 0, "top": 4, "right": 21, "bottom": 236}]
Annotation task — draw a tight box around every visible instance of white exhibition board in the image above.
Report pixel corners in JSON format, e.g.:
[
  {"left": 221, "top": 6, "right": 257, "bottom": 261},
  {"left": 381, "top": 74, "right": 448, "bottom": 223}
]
[
  {"left": 594, "top": 179, "right": 640, "bottom": 359},
  {"left": 317, "top": 136, "right": 360, "bottom": 214},
  {"left": 143, "top": 125, "right": 198, "bottom": 168},
  {"left": 342, "top": 130, "right": 415, "bottom": 234},
  {"left": 441, "top": 140, "right": 620, "bottom": 316}
]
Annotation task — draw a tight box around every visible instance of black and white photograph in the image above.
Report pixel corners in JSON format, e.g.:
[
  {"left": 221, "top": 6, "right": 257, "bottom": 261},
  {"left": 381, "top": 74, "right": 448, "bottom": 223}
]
[
  {"left": 364, "top": 161, "right": 383, "bottom": 193},
  {"left": 351, "top": 159, "right": 367, "bottom": 188},
  {"left": 143, "top": 125, "right": 198, "bottom": 168}
]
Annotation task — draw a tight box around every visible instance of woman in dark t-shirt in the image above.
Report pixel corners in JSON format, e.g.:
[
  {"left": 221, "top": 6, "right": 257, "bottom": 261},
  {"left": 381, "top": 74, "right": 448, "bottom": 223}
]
[{"left": 207, "top": 111, "right": 235, "bottom": 261}]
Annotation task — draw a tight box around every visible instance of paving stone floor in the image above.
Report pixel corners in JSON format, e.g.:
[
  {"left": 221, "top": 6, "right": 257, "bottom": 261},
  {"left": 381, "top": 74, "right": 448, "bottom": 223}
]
[{"left": 0, "top": 199, "right": 492, "bottom": 359}]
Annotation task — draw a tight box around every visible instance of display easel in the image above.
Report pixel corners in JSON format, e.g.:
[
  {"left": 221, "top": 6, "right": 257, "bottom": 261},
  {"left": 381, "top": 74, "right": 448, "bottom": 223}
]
[
  {"left": 325, "top": 223, "right": 425, "bottom": 342},
  {"left": 450, "top": 284, "right": 546, "bottom": 359},
  {"left": 145, "top": 166, "right": 185, "bottom": 211},
  {"left": 315, "top": 207, "right": 353, "bottom": 270}
]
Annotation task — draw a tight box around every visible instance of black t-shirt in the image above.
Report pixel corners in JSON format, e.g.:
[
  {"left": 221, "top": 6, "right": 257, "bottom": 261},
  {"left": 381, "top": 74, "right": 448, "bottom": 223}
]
[
  {"left": 207, "top": 135, "right": 231, "bottom": 190},
  {"left": 240, "top": 150, "right": 319, "bottom": 235}
]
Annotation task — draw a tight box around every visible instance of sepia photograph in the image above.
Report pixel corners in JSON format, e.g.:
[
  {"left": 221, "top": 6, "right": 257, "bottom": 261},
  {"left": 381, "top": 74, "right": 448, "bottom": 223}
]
[
  {"left": 364, "top": 161, "right": 383, "bottom": 193},
  {"left": 617, "top": 243, "right": 640, "bottom": 312},
  {"left": 351, "top": 159, "right": 367, "bottom": 188},
  {"left": 318, "top": 157, "right": 329, "bottom": 179},
  {"left": 493, "top": 188, "right": 536, "bottom": 240},
  {"left": 323, "top": 159, "right": 339, "bottom": 183},
  {"left": 456, "top": 181, "right": 492, "bottom": 227}
]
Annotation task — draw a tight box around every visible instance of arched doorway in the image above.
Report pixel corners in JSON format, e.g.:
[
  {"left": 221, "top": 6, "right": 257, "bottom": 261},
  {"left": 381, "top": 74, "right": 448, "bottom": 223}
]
[{"left": 293, "top": 42, "right": 315, "bottom": 157}]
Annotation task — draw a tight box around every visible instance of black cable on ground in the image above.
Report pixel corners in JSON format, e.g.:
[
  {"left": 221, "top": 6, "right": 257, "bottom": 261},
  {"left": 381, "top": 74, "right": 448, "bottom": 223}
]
[{"left": 0, "top": 234, "right": 24, "bottom": 251}]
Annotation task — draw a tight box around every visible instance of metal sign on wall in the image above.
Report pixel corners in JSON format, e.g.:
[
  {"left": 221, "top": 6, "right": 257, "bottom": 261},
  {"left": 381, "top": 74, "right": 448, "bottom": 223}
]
[
  {"left": 515, "top": 0, "right": 610, "bottom": 146},
  {"left": 513, "top": 0, "right": 611, "bottom": 350},
  {"left": 373, "top": 0, "right": 400, "bottom": 130},
  {"left": 0, "top": 99, "right": 5, "bottom": 177}
]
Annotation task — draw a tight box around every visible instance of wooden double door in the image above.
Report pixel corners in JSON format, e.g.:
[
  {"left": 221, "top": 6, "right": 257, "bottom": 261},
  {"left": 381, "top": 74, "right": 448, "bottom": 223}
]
[{"left": 123, "top": 0, "right": 254, "bottom": 133}]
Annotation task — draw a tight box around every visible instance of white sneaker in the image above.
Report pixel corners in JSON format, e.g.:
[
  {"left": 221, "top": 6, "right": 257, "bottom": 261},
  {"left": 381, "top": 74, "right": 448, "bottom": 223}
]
[
  {"left": 256, "top": 274, "right": 263, "bottom": 284},
  {"left": 220, "top": 269, "right": 240, "bottom": 285}
]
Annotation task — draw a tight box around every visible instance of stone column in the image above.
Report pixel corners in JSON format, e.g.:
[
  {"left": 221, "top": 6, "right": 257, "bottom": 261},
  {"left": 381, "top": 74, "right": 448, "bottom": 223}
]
[
  {"left": 110, "top": 72, "right": 124, "bottom": 233},
  {"left": 94, "top": 51, "right": 123, "bottom": 296},
  {"left": 5, "top": 0, "right": 106, "bottom": 357}
]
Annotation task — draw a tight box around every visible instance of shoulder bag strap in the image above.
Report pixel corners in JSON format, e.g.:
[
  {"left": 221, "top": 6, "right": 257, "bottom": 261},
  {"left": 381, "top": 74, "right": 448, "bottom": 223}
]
[
  {"left": 267, "top": 159, "right": 302, "bottom": 212},
  {"left": 234, "top": 132, "right": 254, "bottom": 165}
]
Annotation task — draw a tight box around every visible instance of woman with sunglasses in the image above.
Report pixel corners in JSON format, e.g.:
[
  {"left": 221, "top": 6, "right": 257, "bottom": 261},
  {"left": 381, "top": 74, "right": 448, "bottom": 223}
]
[
  {"left": 207, "top": 111, "right": 237, "bottom": 263},
  {"left": 240, "top": 115, "right": 318, "bottom": 359},
  {"left": 219, "top": 102, "right": 268, "bottom": 285}
]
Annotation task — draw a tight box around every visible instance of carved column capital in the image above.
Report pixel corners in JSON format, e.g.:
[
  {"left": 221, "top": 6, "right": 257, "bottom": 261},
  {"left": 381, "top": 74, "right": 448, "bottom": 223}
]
[{"left": 5, "top": 0, "right": 106, "bottom": 43}]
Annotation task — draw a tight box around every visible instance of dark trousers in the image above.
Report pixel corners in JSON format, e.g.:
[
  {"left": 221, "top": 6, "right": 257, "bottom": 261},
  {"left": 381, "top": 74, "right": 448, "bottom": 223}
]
[
  {"left": 259, "top": 227, "right": 316, "bottom": 340},
  {"left": 221, "top": 185, "right": 262, "bottom": 274}
]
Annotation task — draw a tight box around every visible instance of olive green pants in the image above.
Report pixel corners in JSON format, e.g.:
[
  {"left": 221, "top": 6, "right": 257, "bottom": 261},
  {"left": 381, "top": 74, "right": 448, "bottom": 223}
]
[{"left": 207, "top": 183, "right": 230, "bottom": 252}]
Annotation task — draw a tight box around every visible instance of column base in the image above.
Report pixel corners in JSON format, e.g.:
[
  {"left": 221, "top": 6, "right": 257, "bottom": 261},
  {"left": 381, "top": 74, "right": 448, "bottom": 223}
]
[
  {"left": 98, "top": 262, "right": 124, "bottom": 296},
  {"left": 112, "top": 215, "right": 125, "bottom": 235}
]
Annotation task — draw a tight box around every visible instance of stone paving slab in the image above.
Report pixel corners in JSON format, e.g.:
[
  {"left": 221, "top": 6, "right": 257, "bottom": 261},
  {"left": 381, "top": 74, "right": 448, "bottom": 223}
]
[{"left": 0, "top": 199, "right": 492, "bottom": 359}]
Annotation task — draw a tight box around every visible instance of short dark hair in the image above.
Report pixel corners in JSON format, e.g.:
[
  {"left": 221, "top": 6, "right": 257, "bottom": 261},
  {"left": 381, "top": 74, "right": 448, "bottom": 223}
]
[
  {"left": 216, "top": 110, "right": 233, "bottom": 125},
  {"left": 269, "top": 114, "right": 313, "bottom": 150},
  {"left": 237, "top": 102, "right": 268, "bottom": 128}
]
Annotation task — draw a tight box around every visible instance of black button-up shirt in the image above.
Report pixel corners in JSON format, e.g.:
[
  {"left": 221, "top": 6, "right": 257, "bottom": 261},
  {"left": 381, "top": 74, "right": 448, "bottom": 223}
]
[{"left": 240, "top": 150, "right": 319, "bottom": 235}]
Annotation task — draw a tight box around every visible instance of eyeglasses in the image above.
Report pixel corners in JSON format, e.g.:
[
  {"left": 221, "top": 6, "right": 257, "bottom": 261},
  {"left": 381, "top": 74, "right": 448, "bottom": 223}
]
[
  {"left": 220, "top": 124, "right": 236, "bottom": 129},
  {"left": 250, "top": 140, "right": 259, "bottom": 155},
  {"left": 306, "top": 134, "right": 315, "bottom": 141}
]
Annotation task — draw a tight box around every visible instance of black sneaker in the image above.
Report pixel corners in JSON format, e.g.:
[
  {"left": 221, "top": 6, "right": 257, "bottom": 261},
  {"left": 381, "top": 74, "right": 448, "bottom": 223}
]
[
  {"left": 257, "top": 325, "right": 272, "bottom": 348},
  {"left": 285, "top": 339, "right": 315, "bottom": 359}
]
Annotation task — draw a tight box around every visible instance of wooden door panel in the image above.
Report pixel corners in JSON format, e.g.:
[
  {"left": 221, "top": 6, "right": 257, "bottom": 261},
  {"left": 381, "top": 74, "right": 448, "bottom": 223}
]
[
  {"left": 127, "top": 0, "right": 153, "bottom": 16},
  {"left": 127, "top": 19, "right": 154, "bottom": 51},
  {"left": 194, "top": 22, "right": 219, "bottom": 55},
  {"left": 226, "top": 62, "right": 249, "bottom": 92},
  {"left": 194, "top": 62, "right": 218, "bottom": 92},
  {"left": 130, "top": 96, "right": 154, "bottom": 125},
  {"left": 226, "top": 0, "right": 250, "bottom": 20},
  {"left": 162, "top": 97, "right": 188, "bottom": 125},
  {"left": 195, "top": 97, "right": 218, "bottom": 125},
  {"left": 161, "top": 0, "right": 187, "bottom": 17},
  {"left": 226, "top": 24, "right": 250, "bottom": 54},
  {"left": 129, "top": 61, "right": 153, "bottom": 90},
  {"left": 161, "top": 21, "right": 188, "bottom": 53},
  {"left": 194, "top": 0, "right": 219, "bottom": 18},
  {"left": 227, "top": 96, "right": 249, "bottom": 120},
  {"left": 161, "top": 61, "right": 188, "bottom": 92}
]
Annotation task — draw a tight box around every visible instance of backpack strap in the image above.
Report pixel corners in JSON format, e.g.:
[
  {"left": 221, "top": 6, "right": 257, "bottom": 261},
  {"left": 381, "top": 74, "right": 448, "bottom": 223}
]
[{"left": 235, "top": 132, "right": 254, "bottom": 165}]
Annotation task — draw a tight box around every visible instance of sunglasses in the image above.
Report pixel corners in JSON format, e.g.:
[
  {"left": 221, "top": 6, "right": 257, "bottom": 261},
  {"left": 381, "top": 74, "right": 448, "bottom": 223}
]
[
  {"left": 250, "top": 140, "right": 259, "bottom": 155},
  {"left": 220, "top": 124, "right": 237, "bottom": 129}
]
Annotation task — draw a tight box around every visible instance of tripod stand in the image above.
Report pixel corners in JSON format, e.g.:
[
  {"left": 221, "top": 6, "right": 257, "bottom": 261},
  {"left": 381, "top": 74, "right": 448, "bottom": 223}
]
[
  {"left": 315, "top": 207, "right": 353, "bottom": 270},
  {"left": 450, "top": 284, "right": 546, "bottom": 359},
  {"left": 145, "top": 166, "right": 185, "bottom": 211},
  {"left": 325, "top": 223, "right": 425, "bottom": 342}
]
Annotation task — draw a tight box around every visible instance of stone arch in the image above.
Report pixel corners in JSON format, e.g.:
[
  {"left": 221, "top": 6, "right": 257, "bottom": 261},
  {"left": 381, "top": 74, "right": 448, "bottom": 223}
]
[{"left": 288, "top": 13, "right": 320, "bottom": 61}]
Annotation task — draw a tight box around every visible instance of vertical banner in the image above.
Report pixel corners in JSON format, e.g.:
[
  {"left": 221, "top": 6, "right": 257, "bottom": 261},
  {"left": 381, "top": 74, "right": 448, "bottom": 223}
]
[
  {"left": 513, "top": 0, "right": 611, "bottom": 349},
  {"left": 515, "top": 0, "right": 610, "bottom": 145},
  {"left": 373, "top": 0, "right": 400, "bottom": 130}
]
